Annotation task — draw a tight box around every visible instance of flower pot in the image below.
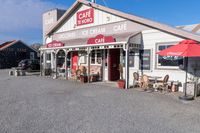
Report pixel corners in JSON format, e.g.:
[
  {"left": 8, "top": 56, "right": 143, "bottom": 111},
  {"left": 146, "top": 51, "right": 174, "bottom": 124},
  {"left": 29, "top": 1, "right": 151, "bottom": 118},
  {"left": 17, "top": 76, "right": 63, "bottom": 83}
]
[
  {"left": 117, "top": 79, "right": 125, "bottom": 89},
  {"left": 80, "top": 75, "right": 88, "bottom": 83}
]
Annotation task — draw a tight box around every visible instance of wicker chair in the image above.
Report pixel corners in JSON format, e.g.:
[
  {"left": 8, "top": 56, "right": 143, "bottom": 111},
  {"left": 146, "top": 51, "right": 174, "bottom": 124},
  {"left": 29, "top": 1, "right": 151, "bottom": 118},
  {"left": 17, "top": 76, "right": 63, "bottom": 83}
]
[
  {"left": 133, "top": 72, "right": 140, "bottom": 88},
  {"left": 141, "top": 75, "right": 153, "bottom": 90},
  {"left": 75, "top": 69, "right": 82, "bottom": 81},
  {"left": 157, "top": 75, "right": 169, "bottom": 91}
]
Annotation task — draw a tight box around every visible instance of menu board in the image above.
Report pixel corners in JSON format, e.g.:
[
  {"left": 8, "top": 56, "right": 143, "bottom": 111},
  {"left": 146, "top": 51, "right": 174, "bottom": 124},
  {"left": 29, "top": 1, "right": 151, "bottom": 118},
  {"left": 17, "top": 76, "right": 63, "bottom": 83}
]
[{"left": 139, "top": 49, "right": 151, "bottom": 70}]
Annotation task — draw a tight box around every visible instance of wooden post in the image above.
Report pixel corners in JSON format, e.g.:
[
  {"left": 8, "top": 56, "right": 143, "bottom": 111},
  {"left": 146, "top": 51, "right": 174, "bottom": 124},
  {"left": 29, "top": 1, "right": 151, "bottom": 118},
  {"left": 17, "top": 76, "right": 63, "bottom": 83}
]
[
  {"left": 55, "top": 52, "right": 58, "bottom": 79},
  {"left": 87, "top": 48, "right": 91, "bottom": 83},
  {"left": 40, "top": 51, "right": 43, "bottom": 76},
  {"left": 65, "top": 52, "right": 68, "bottom": 80},
  {"left": 125, "top": 43, "right": 130, "bottom": 89}
]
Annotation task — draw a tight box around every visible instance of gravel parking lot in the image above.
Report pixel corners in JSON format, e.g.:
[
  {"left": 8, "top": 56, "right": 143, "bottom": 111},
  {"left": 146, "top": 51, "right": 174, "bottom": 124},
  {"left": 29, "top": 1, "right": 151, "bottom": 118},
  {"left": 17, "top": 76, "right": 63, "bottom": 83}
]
[{"left": 0, "top": 69, "right": 200, "bottom": 133}]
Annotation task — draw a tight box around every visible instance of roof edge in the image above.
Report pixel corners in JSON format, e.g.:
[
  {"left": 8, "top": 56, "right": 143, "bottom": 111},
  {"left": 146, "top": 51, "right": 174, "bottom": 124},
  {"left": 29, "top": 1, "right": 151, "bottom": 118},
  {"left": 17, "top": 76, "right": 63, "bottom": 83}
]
[{"left": 46, "top": 0, "right": 200, "bottom": 42}]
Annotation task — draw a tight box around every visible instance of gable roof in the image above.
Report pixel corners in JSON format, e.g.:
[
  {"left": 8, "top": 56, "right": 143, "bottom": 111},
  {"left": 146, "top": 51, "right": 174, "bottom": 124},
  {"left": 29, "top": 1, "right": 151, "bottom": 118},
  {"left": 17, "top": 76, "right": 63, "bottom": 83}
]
[
  {"left": 0, "top": 40, "right": 17, "bottom": 50},
  {"left": 46, "top": 0, "right": 200, "bottom": 42},
  {"left": 0, "top": 40, "right": 38, "bottom": 52}
]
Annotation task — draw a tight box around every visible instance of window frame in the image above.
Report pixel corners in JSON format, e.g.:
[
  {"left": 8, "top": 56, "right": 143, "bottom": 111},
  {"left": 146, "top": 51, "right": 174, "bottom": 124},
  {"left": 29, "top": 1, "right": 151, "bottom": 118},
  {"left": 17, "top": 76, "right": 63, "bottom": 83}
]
[
  {"left": 121, "top": 50, "right": 135, "bottom": 68},
  {"left": 90, "top": 50, "right": 102, "bottom": 65},
  {"left": 156, "top": 42, "right": 184, "bottom": 70}
]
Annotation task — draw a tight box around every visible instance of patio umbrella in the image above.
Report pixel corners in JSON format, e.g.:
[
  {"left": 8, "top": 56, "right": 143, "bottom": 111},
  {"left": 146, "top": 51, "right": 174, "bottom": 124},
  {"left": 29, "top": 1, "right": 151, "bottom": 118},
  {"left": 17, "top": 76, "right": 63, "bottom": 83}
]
[{"left": 157, "top": 40, "right": 200, "bottom": 100}]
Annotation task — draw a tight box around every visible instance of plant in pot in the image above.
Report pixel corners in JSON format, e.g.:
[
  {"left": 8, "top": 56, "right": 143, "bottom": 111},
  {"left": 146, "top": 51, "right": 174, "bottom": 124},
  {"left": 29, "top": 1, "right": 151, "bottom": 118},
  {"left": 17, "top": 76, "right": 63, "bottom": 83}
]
[
  {"left": 80, "top": 66, "right": 88, "bottom": 83},
  {"left": 117, "top": 64, "right": 125, "bottom": 89}
]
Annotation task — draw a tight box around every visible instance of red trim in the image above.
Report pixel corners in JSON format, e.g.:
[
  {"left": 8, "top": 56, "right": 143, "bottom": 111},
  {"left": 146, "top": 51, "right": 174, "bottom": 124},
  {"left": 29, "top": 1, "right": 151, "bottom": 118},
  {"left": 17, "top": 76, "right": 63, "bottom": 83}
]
[{"left": 46, "top": 40, "right": 64, "bottom": 48}]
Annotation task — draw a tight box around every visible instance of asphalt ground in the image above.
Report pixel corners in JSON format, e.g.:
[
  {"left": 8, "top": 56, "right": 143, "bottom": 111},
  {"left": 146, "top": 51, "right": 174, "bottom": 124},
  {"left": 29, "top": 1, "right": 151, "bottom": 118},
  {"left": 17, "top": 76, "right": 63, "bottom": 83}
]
[{"left": 0, "top": 69, "right": 200, "bottom": 133}]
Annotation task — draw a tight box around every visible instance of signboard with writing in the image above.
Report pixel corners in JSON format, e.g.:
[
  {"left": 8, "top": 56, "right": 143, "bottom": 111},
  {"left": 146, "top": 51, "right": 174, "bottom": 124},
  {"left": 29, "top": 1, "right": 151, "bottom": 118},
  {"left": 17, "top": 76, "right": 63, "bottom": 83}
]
[
  {"left": 53, "top": 20, "right": 148, "bottom": 42},
  {"left": 139, "top": 49, "right": 151, "bottom": 70},
  {"left": 77, "top": 8, "right": 94, "bottom": 26},
  {"left": 46, "top": 40, "right": 64, "bottom": 48},
  {"left": 87, "top": 34, "right": 115, "bottom": 44}
]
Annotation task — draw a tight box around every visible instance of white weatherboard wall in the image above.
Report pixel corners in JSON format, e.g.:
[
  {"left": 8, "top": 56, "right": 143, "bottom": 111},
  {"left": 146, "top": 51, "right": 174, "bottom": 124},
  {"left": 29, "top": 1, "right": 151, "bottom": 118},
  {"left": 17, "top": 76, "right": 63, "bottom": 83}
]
[
  {"left": 128, "top": 29, "right": 188, "bottom": 91},
  {"left": 55, "top": 5, "right": 125, "bottom": 33},
  {"left": 45, "top": 36, "right": 53, "bottom": 44}
]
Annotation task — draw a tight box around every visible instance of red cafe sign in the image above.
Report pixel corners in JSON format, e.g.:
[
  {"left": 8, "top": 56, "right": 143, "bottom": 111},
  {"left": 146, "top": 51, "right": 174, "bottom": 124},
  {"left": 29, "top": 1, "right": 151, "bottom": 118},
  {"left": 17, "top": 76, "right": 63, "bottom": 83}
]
[
  {"left": 87, "top": 34, "right": 116, "bottom": 44},
  {"left": 77, "top": 8, "right": 94, "bottom": 26},
  {"left": 46, "top": 40, "right": 64, "bottom": 48}
]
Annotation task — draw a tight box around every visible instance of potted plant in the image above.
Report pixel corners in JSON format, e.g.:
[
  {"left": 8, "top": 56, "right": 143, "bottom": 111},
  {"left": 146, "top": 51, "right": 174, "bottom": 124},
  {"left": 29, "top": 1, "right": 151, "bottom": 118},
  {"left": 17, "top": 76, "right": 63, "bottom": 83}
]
[
  {"left": 80, "top": 66, "right": 88, "bottom": 83},
  {"left": 117, "top": 64, "right": 125, "bottom": 89}
]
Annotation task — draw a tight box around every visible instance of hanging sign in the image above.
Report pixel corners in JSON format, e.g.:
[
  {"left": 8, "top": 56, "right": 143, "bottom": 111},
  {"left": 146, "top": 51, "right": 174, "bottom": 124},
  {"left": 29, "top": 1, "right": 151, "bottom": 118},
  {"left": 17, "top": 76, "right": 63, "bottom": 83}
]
[
  {"left": 46, "top": 40, "right": 64, "bottom": 48},
  {"left": 87, "top": 34, "right": 115, "bottom": 44},
  {"left": 77, "top": 8, "right": 94, "bottom": 26}
]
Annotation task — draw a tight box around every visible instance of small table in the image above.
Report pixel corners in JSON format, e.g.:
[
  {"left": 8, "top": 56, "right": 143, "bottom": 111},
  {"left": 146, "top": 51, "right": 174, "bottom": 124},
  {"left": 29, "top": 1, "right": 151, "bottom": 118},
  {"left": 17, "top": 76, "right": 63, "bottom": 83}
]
[
  {"left": 148, "top": 76, "right": 162, "bottom": 91},
  {"left": 148, "top": 76, "right": 162, "bottom": 83}
]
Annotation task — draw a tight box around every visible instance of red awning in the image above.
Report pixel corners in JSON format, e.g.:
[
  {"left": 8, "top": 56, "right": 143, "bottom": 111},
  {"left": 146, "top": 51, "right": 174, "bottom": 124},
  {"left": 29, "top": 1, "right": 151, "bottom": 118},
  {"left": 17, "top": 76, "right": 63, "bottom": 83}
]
[
  {"left": 46, "top": 40, "right": 64, "bottom": 48},
  {"left": 156, "top": 40, "right": 200, "bottom": 57}
]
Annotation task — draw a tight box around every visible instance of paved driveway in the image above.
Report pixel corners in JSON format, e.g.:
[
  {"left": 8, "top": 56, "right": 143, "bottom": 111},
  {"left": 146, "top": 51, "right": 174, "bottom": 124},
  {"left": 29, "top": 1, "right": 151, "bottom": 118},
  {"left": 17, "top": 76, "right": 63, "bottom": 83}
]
[{"left": 0, "top": 70, "right": 200, "bottom": 133}]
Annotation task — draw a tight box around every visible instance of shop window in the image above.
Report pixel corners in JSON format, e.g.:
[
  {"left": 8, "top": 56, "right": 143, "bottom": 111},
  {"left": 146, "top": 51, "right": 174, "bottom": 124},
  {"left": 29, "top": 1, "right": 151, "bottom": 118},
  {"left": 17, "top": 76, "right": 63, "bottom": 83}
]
[
  {"left": 46, "top": 53, "right": 51, "bottom": 61},
  {"left": 30, "top": 52, "right": 35, "bottom": 60},
  {"left": 122, "top": 51, "right": 135, "bottom": 67},
  {"left": 67, "top": 54, "right": 71, "bottom": 68},
  {"left": 78, "top": 51, "right": 87, "bottom": 65},
  {"left": 90, "top": 50, "right": 102, "bottom": 65},
  {"left": 97, "top": 50, "right": 102, "bottom": 64},
  {"left": 129, "top": 51, "right": 135, "bottom": 67},
  {"left": 157, "top": 43, "right": 183, "bottom": 69},
  {"left": 91, "top": 51, "right": 95, "bottom": 64}
]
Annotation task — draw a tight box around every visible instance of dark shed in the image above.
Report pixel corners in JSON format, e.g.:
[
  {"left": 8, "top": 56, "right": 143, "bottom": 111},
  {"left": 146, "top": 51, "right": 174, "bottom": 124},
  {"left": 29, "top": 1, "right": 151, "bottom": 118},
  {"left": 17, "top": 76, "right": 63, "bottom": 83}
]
[{"left": 0, "top": 40, "right": 38, "bottom": 69}]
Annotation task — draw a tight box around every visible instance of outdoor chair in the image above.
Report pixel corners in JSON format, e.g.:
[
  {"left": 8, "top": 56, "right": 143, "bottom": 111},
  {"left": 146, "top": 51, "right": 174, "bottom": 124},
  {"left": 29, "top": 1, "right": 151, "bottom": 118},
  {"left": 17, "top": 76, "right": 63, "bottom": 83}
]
[
  {"left": 75, "top": 69, "right": 82, "bottom": 81},
  {"left": 141, "top": 75, "right": 153, "bottom": 90},
  {"left": 70, "top": 69, "right": 77, "bottom": 80},
  {"left": 156, "top": 75, "right": 169, "bottom": 91},
  {"left": 133, "top": 72, "right": 140, "bottom": 88}
]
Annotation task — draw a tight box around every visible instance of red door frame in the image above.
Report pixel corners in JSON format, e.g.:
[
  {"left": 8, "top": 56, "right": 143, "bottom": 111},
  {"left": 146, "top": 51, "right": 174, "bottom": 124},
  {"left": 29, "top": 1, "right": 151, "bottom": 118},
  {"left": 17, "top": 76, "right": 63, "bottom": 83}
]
[{"left": 108, "top": 49, "right": 120, "bottom": 81}]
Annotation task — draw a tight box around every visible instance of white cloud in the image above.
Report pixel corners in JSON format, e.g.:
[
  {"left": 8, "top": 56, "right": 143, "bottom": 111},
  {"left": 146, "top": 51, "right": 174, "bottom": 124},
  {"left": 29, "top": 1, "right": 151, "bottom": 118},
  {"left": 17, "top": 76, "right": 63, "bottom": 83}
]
[{"left": 0, "top": 0, "right": 66, "bottom": 34}]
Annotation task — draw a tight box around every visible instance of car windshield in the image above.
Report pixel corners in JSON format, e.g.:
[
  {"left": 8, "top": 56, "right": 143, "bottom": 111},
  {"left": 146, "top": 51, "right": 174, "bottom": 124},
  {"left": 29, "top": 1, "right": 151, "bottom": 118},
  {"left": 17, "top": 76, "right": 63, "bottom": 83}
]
[{"left": 19, "top": 60, "right": 28, "bottom": 64}]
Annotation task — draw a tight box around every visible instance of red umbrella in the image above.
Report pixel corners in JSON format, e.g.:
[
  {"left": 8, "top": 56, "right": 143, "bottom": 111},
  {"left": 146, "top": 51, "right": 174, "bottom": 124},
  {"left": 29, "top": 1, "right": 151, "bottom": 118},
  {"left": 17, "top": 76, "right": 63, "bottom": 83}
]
[
  {"left": 157, "top": 40, "right": 200, "bottom": 100},
  {"left": 157, "top": 40, "right": 200, "bottom": 57}
]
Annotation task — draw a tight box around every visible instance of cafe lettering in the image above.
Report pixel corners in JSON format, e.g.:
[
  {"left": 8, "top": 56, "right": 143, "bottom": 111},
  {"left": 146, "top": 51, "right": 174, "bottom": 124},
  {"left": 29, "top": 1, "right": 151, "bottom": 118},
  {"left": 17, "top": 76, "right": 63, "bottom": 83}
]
[
  {"left": 77, "top": 8, "right": 94, "bottom": 26},
  {"left": 87, "top": 34, "right": 115, "bottom": 44}
]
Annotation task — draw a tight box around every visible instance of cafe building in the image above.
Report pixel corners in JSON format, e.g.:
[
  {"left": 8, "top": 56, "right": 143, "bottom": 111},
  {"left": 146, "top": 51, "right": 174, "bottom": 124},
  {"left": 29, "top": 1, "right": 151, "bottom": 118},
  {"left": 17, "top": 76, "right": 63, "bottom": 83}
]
[{"left": 40, "top": 0, "right": 200, "bottom": 90}]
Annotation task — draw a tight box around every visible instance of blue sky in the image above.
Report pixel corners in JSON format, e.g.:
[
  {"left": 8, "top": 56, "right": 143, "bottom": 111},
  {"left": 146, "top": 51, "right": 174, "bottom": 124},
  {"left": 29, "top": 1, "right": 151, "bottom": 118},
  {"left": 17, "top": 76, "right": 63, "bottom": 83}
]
[{"left": 1, "top": 0, "right": 200, "bottom": 44}]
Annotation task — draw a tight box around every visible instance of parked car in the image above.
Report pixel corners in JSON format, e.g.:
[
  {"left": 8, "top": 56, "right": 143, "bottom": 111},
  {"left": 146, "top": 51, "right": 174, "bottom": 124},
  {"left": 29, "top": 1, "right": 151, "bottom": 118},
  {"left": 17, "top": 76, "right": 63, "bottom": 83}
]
[{"left": 18, "top": 59, "right": 40, "bottom": 72}]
